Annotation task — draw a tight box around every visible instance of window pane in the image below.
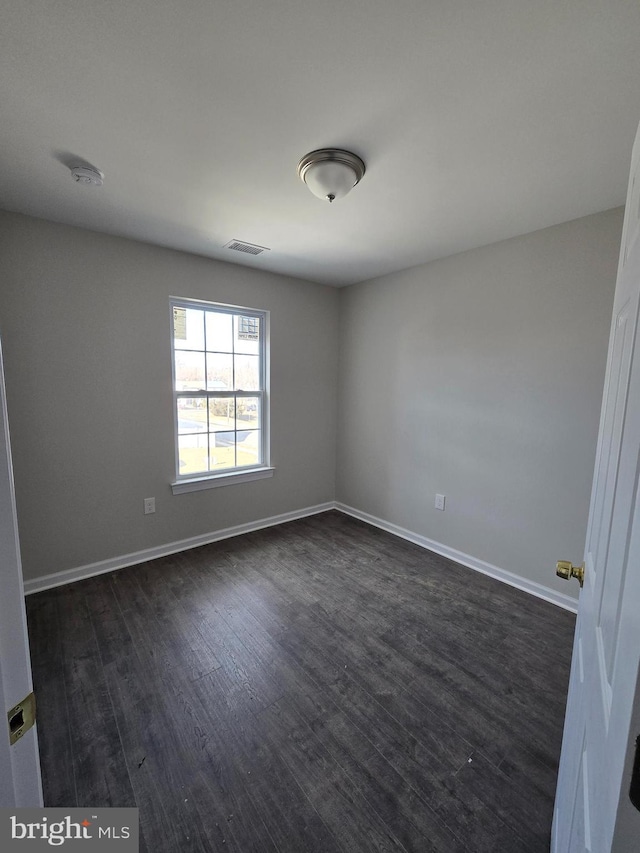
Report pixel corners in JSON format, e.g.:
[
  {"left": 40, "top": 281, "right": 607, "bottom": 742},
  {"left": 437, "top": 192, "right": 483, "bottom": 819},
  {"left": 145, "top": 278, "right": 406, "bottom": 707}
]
[
  {"left": 234, "top": 315, "right": 260, "bottom": 355},
  {"left": 234, "top": 354, "right": 260, "bottom": 390},
  {"left": 206, "top": 352, "right": 233, "bottom": 391},
  {"left": 178, "top": 433, "right": 208, "bottom": 475},
  {"left": 174, "top": 307, "right": 205, "bottom": 351},
  {"left": 206, "top": 311, "right": 233, "bottom": 353},
  {"left": 172, "top": 301, "right": 267, "bottom": 481},
  {"left": 177, "top": 399, "right": 207, "bottom": 433},
  {"left": 174, "top": 351, "right": 205, "bottom": 391},
  {"left": 210, "top": 432, "right": 236, "bottom": 470},
  {"left": 238, "top": 430, "right": 261, "bottom": 467},
  {"left": 208, "top": 397, "right": 235, "bottom": 432},
  {"left": 236, "top": 396, "right": 260, "bottom": 430}
]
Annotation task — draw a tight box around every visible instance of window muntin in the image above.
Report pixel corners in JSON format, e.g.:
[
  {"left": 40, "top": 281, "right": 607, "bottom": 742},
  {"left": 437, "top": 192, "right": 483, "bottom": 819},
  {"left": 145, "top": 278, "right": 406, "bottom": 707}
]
[{"left": 171, "top": 299, "right": 267, "bottom": 480}]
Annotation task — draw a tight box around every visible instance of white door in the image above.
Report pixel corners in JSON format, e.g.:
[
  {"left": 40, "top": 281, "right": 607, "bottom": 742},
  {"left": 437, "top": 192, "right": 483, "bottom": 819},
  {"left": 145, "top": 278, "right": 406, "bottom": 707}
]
[
  {"left": 0, "top": 337, "right": 42, "bottom": 806},
  {"left": 552, "top": 120, "right": 640, "bottom": 852}
]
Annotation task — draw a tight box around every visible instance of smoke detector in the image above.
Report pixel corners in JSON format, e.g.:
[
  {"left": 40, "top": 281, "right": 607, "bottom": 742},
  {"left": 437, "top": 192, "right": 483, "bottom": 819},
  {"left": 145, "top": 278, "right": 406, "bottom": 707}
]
[{"left": 70, "top": 166, "right": 104, "bottom": 186}]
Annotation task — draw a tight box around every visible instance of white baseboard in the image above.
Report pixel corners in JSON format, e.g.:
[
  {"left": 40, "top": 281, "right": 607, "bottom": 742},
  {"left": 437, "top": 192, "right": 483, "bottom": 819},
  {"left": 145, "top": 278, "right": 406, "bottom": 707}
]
[
  {"left": 24, "top": 499, "right": 579, "bottom": 614},
  {"left": 334, "top": 502, "right": 578, "bottom": 613},
  {"left": 23, "top": 502, "right": 335, "bottom": 595}
]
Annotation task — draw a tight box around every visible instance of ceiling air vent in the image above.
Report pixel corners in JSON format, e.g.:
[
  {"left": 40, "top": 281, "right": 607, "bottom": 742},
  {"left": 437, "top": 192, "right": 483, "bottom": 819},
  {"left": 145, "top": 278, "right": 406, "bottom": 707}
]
[{"left": 224, "top": 239, "right": 270, "bottom": 256}]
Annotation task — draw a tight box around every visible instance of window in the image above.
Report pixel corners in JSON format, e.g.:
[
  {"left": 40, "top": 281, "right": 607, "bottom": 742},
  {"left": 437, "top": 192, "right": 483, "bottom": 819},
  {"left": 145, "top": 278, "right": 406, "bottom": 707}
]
[{"left": 170, "top": 298, "right": 271, "bottom": 493}]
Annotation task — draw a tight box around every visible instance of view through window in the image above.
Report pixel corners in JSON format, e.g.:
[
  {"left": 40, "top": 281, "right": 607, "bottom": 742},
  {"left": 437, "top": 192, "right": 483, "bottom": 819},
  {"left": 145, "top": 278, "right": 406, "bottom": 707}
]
[{"left": 171, "top": 299, "right": 267, "bottom": 478}]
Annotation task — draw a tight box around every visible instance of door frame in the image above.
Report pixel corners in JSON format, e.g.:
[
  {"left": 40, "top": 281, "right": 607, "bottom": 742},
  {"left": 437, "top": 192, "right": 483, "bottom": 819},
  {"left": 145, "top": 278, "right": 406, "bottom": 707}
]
[{"left": 0, "top": 336, "right": 43, "bottom": 806}]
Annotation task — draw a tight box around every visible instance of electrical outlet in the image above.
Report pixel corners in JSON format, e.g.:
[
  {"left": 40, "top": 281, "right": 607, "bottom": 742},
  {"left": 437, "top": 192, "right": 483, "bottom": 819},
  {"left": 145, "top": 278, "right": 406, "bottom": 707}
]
[
  {"left": 144, "top": 497, "right": 155, "bottom": 515},
  {"left": 435, "top": 494, "right": 446, "bottom": 511}
]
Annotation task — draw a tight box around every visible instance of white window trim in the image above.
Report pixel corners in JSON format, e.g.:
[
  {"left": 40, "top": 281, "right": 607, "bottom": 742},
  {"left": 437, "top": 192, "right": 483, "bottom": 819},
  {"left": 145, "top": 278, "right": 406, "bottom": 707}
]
[
  {"left": 170, "top": 297, "right": 271, "bottom": 491},
  {"left": 171, "top": 466, "right": 275, "bottom": 495}
]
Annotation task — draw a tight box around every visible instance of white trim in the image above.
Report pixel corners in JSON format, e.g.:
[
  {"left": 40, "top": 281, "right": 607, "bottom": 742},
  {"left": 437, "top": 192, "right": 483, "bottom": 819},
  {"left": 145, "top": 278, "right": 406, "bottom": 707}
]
[
  {"left": 170, "top": 297, "right": 270, "bottom": 485},
  {"left": 335, "top": 502, "right": 579, "bottom": 613},
  {"left": 0, "top": 338, "right": 43, "bottom": 806},
  {"left": 171, "top": 466, "right": 274, "bottom": 494},
  {"left": 23, "top": 498, "right": 578, "bottom": 614},
  {"left": 23, "top": 502, "right": 334, "bottom": 595}
]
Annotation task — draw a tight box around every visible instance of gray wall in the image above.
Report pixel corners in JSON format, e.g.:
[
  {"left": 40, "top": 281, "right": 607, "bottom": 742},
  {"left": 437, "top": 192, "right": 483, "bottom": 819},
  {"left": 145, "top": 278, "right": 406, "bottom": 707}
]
[
  {"left": 0, "top": 212, "right": 339, "bottom": 581},
  {"left": 0, "top": 208, "right": 622, "bottom": 594},
  {"left": 336, "top": 208, "right": 623, "bottom": 598}
]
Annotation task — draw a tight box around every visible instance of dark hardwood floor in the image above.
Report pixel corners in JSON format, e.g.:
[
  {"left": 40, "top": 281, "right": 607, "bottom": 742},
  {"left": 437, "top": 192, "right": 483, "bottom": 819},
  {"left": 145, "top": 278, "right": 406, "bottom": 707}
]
[{"left": 26, "top": 510, "right": 575, "bottom": 852}]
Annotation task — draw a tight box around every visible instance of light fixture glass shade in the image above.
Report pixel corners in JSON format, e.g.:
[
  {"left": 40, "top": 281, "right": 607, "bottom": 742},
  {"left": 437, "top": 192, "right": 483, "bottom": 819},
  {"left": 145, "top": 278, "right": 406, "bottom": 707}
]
[
  {"left": 304, "top": 161, "right": 358, "bottom": 202},
  {"left": 298, "top": 149, "right": 365, "bottom": 202}
]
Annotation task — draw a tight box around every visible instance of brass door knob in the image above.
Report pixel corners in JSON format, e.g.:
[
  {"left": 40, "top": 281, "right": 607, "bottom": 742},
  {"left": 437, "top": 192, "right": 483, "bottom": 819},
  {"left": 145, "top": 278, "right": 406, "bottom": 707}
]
[{"left": 556, "top": 560, "right": 585, "bottom": 588}]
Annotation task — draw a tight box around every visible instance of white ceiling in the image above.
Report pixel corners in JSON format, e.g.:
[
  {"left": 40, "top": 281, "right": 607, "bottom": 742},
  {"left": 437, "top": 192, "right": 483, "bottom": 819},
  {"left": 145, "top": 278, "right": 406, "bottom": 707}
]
[{"left": 1, "top": 0, "right": 640, "bottom": 287}]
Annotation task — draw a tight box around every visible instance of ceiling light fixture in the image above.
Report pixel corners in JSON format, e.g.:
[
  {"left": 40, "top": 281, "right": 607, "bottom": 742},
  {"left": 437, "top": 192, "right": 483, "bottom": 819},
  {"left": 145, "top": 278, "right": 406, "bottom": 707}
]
[
  {"left": 297, "top": 148, "right": 365, "bottom": 203},
  {"left": 70, "top": 165, "right": 104, "bottom": 186}
]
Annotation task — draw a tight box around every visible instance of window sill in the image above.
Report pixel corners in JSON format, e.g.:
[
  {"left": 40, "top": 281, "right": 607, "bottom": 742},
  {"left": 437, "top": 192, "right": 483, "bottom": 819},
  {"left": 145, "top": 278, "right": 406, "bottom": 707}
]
[{"left": 171, "top": 467, "right": 274, "bottom": 495}]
